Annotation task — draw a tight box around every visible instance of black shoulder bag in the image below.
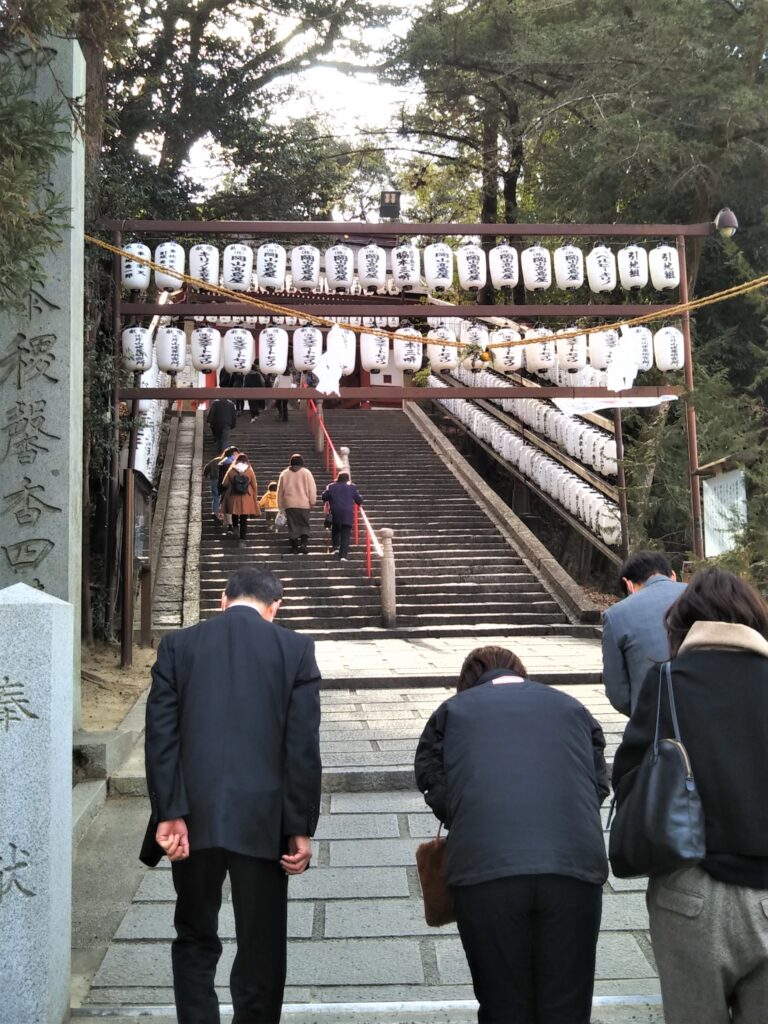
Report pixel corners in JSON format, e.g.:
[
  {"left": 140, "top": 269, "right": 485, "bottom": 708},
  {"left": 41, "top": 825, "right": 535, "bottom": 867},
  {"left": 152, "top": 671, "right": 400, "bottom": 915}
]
[{"left": 608, "top": 662, "right": 706, "bottom": 879}]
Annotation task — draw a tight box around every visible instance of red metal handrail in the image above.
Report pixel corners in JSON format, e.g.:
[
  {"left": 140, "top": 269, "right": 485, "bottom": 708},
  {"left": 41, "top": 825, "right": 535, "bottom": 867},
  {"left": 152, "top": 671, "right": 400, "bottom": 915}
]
[{"left": 308, "top": 400, "right": 382, "bottom": 576}]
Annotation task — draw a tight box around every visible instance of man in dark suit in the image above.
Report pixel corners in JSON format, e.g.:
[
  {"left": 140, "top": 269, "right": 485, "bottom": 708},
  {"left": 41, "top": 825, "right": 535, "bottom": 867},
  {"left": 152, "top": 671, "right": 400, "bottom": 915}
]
[
  {"left": 602, "top": 550, "right": 687, "bottom": 715},
  {"left": 141, "top": 566, "right": 322, "bottom": 1024}
]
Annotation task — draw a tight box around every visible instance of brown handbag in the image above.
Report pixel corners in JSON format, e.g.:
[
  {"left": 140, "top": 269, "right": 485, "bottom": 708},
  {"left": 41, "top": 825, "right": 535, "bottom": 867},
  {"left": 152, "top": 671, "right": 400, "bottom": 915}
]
[{"left": 415, "top": 824, "right": 455, "bottom": 927}]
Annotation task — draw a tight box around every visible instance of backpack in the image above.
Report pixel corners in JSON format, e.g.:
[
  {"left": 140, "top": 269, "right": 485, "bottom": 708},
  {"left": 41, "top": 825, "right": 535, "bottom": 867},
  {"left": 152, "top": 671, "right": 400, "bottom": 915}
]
[{"left": 231, "top": 472, "right": 250, "bottom": 495}]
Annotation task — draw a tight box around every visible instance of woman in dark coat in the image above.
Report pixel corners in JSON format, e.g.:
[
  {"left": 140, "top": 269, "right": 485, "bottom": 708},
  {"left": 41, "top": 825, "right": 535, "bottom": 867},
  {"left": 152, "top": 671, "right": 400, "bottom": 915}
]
[
  {"left": 321, "top": 471, "right": 363, "bottom": 561},
  {"left": 415, "top": 645, "right": 609, "bottom": 1024},
  {"left": 220, "top": 452, "right": 260, "bottom": 545},
  {"left": 612, "top": 568, "right": 768, "bottom": 1024}
]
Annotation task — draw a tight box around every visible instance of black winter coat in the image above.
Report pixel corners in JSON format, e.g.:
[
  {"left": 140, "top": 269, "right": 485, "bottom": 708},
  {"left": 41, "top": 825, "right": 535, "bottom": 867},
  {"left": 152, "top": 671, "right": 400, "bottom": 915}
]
[{"left": 415, "top": 670, "right": 609, "bottom": 887}]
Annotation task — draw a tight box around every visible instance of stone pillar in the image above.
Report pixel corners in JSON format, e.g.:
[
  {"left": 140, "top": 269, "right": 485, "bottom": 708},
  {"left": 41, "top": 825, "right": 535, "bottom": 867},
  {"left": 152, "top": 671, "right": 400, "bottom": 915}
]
[
  {"left": 339, "top": 445, "right": 351, "bottom": 476},
  {"left": 0, "top": 39, "right": 85, "bottom": 728},
  {"left": 314, "top": 399, "right": 325, "bottom": 452},
  {"left": 0, "top": 583, "right": 73, "bottom": 1024},
  {"left": 380, "top": 527, "right": 396, "bottom": 628}
]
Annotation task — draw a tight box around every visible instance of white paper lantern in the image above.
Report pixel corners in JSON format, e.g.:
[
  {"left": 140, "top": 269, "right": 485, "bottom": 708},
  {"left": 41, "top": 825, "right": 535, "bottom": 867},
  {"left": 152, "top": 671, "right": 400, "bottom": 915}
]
[
  {"left": 524, "top": 328, "right": 555, "bottom": 372},
  {"left": 258, "top": 326, "right": 289, "bottom": 375},
  {"left": 490, "top": 328, "right": 523, "bottom": 373},
  {"left": 325, "top": 244, "right": 355, "bottom": 291},
  {"left": 649, "top": 244, "right": 680, "bottom": 290},
  {"left": 521, "top": 245, "right": 552, "bottom": 291},
  {"left": 223, "top": 328, "right": 255, "bottom": 373},
  {"left": 190, "top": 326, "right": 222, "bottom": 372},
  {"left": 222, "top": 243, "right": 254, "bottom": 292},
  {"left": 189, "top": 244, "right": 220, "bottom": 287},
  {"left": 390, "top": 243, "right": 421, "bottom": 290},
  {"left": 427, "top": 327, "right": 459, "bottom": 370},
  {"left": 387, "top": 316, "right": 400, "bottom": 329},
  {"left": 393, "top": 327, "right": 423, "bottom": 371},
  {"left": 358, "top": 243, "right": 387, "bottom": 292},
  {"left": 460, "top": 323, "right": 489, "bottom": 371},
  {"left": 121, "top": 242, "right": 151, "bottom": 291},
  {"left": 488, "top": 244, "right": 519, "bottom": 289},
  {"left": 154, "top": 242, "right": 185, "bottom": 291},
  {"left": 586, "top": 245, "right": 617, "bottom": 292},
  {"left": 292, "top": 326, "right": 323, "bottom": 372},
  {"left": 553, "top": 245, "right": 584, "bottom": 290},
  {"left": 606, "top": 353, "right": 638, "bottom": 392},
  {"left": 256, "top": 242, "right": 287, "bottom": 290},
  {"left": 623, "top": 326, "right": 654, "bottom": 371},
  {"left": 424, "top": 243, "right": 454, "bottom": 291},
  {"left": 617, "top": 244, "right": 648, "bottom": 290},
  {"left": 556, "top": 330, "right": 588, "bottom": 372},
  {"left": 290, "top": 244, "right": 321, "bottom": 290},
  {"left": 326, "top": 325, "right": 356, "bottom": 375},
  {"left": 456, "top": 244, "right": 487, "bottom": 291},
  {"left": 654, "top": 326, "right": 685, "bottom": 371},
  {"left": 121, "top": 326, "right": 153, "bottom": 371},
  {"left": 361, "top": 332, "right": 390, "bottom": 373},
  {"left": 588, "top": 329, "right": 620, "bottom": 370},
  {"left": 375, "top": 316, "right": 388, "bottom": 329},
  {"left": 156, "top": 326, "right": 186, "bottom": 373}
]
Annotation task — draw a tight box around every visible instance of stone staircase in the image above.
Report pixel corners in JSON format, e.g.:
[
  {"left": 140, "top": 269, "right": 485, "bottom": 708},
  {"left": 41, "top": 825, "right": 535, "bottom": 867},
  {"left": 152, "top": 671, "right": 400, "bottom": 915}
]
[{"left": 198, "top": 405, "right": 594, "bottom": 642}]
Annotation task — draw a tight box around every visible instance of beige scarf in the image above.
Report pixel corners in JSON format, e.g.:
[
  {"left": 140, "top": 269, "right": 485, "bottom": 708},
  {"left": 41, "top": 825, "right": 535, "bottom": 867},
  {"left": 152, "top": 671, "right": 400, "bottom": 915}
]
[{"left": 679, "top": 620, "right": 768, "bottom": 658}]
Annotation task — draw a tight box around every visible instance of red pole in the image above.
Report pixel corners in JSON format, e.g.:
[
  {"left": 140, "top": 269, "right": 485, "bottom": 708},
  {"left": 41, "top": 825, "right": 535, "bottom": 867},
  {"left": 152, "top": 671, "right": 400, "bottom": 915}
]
[
  {"left": 354, "top": 503, "right": 359, "bottom": 546},
  {"left": 366, "top": 529, "right": 371, "bottom": 577},
  {"left": 325, "top": 438, "right": 330, "bottom": 472}
]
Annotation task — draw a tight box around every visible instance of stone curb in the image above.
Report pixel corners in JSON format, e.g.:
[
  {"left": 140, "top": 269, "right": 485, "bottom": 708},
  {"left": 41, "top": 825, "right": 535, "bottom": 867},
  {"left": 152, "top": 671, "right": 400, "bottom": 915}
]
[
  {"left": 182, "top": 411, "right": 204, "bottom": 628},
  {"left": 150, "top": 415, "right": 179, "bottom": 597},
  {"left": 404, "top": 403, "right": 601, "bottom": 624},
  {"left": 72, "top": 780, "right": 106, "bottom": 848}
]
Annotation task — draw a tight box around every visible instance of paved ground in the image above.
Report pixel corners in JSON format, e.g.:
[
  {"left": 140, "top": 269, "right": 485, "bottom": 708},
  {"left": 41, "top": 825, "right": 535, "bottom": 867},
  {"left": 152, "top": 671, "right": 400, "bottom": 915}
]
[{"left": 72, "top": 638, "right": 664, "bottom": 1023}]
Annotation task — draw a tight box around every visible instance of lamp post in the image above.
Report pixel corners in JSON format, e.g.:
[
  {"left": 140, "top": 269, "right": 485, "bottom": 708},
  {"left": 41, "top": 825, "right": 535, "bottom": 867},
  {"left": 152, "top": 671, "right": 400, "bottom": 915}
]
[{"left": 714, "top": 207, "right": 738, "bottom": 238}]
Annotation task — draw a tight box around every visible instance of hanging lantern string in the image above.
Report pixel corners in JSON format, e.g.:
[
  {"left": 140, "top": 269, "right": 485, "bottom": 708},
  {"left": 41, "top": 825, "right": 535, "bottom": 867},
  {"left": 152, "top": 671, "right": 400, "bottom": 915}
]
[{"left": 86, "top": 233, "right": 768, "bottom": 351}]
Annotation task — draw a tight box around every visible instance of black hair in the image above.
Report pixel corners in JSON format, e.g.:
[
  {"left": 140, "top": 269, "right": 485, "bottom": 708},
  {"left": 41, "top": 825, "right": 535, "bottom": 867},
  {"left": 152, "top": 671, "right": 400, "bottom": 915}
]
[
  {"left": 665, "top": 567, "right": 768, "bottom": 657},
  {"left": 225, "top": 567, "right": 283, "bottom": 605},
  {"left": 268, "top": 481, "right": 277, "bottom": 491},
  {"left": 336, "top": 471, "right": 350, "bottom": 483},
  {"left": 290, "top": 453, "right": 304, "bottom": 467},
  {"left": 618, "top": 550, "right": 673, "bottom": 593}
]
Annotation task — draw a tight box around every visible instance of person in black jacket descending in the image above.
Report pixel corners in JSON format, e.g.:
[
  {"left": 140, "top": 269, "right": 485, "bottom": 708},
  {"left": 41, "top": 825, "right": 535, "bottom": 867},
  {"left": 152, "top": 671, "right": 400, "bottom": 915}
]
[{"left": 415, "top": 645, "right": 609, "bottom": 1024}]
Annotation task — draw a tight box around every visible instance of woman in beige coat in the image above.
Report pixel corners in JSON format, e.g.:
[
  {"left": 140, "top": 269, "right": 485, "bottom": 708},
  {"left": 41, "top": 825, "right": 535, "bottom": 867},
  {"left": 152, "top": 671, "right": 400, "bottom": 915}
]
[
  {"left": 220, "top": 453, "right": 260, "bottom": 545},
  {"left": 277, "top": 453, "right": 317, "bottom": 555}
]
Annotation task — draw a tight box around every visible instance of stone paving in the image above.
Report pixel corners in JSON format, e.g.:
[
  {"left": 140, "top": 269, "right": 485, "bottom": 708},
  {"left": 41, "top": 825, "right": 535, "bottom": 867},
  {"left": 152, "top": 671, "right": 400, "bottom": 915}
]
[{"left": 75, "top": 662, "right": 663, "bottom": 1022}]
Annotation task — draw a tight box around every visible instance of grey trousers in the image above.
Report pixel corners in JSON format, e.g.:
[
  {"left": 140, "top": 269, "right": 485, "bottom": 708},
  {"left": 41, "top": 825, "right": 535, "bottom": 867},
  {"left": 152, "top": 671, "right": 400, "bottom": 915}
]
[{"left": 648, "top": 864, "right": 768, "bottom": 1024}]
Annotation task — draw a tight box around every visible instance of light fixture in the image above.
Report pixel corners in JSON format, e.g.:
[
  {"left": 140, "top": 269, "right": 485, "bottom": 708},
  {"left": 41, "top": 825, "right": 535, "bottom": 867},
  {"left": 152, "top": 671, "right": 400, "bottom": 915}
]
[{"left": 714, "top": 207, "right": 738, "bottom": 238}]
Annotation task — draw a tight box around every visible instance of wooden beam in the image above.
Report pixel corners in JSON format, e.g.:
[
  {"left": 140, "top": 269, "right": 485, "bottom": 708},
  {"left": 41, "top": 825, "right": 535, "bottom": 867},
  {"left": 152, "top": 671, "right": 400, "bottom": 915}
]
[{"left": 119, "top": 385, "right": 683, "bottom": 401}]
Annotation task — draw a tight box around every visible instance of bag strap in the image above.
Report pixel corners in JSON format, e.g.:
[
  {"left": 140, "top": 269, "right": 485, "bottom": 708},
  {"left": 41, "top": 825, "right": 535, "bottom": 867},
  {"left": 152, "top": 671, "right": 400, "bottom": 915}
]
[
  {"left": 665, "top": 661, "right": 684, "bottom": 744},
  {"left": 436, "top": 823, "right": 443, "bottom": 840},
  {"left": 652, "top": 664, "right": 664, "bottom": 758}
]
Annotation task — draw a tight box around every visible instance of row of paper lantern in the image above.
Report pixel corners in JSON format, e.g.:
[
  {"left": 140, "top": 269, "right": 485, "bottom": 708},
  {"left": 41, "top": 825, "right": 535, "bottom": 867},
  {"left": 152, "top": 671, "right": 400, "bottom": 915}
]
[
  {"left": 432, "top": 380, "right": 622, "bottom": 545},
  {"left": 122, "top": 320, "right": 684, "bottom": 378},
  {"left": 452, "top": 366, "right": 618, "bottom": 476},
  {"left": 121, "top": 239, "right": 680, "bottom": 294}
]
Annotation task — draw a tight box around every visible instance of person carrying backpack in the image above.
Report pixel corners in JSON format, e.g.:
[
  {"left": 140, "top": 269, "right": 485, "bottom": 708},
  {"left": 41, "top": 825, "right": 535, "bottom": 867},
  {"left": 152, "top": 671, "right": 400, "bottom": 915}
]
[{"left": 220, "top": 453, "right": 260, "bottom": 546}]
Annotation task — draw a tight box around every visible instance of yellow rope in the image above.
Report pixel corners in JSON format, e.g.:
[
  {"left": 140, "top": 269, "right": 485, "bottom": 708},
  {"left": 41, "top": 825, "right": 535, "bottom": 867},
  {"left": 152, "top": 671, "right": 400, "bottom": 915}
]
[{"left": 85, "top": 233, "right": 768, "bottom": 352}]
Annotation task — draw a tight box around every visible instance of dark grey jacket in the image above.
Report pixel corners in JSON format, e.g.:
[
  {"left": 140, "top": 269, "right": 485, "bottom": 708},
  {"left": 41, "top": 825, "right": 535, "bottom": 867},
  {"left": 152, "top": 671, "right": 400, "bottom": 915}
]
[
  {"left": 141, "top": 605, "right": 321, "bottom": 866},
  {"left": 602, "top": 575, "right": 687, "bottom": 715},
  {"left": 415, "top": 670, "right": 609, "bottom": 887}
]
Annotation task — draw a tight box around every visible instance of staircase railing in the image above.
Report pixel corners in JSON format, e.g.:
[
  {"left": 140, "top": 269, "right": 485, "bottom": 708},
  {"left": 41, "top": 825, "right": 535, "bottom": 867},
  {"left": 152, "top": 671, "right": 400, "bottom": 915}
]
[{"left": 305, "top": 401, "right": 396, "bottom": 627}]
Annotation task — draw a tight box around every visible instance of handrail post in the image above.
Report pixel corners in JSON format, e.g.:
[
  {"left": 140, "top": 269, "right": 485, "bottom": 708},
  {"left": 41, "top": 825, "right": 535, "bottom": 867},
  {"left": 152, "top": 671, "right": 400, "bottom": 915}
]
[
  {"left": 354, "top": 502, "right": 359, "bottom": 546},
  {"left": 339, "top": 445, "right": 351, "bottom": 476},
  {"left": 380, "top": 528, "right": 396, "bottom": 628},
  {"left": 315, "top": 399, "right": 325, "bottom": 453}
]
